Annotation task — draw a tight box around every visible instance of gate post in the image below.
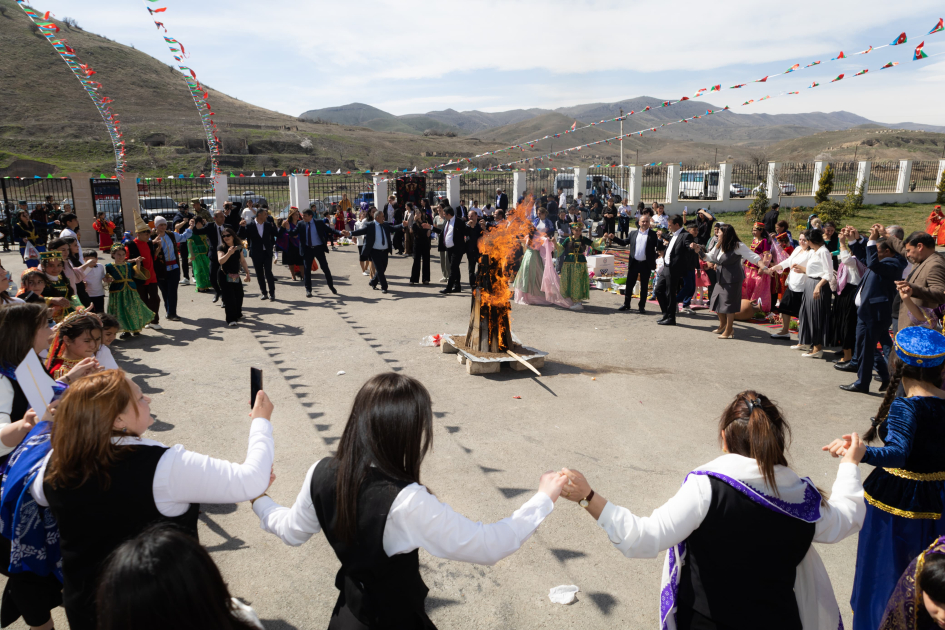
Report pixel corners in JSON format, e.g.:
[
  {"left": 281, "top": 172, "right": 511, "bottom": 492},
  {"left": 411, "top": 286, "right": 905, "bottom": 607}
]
[
  {"left": 717, "top": 162, "right": 732, "bottom": 203},
  {"left": 374, "top": 176, "right": 388, "bottom": 210},
  {"left": 512, "top": 172, "right": 526, "bottom": 204},
  {"left": 628, "top": 165, "right": 642, "bottom": 208},
  {"left": 213, "top": 173, "right": 228, "bottom": 211},
  {"left": 446, "top": 173, "right": 462, "bottom": 209},
  {"left": 895, "top": 160, "right": 912, "bottom": 195},
  {"left": 69, "top": 173, "right": 97, "bottom": 248},
  {"left": 119, "top": 174, "right": 140, "bottom": 235}
]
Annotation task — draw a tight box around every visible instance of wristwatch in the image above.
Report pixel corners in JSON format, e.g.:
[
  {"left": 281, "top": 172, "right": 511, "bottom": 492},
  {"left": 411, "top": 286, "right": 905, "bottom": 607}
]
[{"left": 579, "top": 490, "right": 595, "bottom": 509}]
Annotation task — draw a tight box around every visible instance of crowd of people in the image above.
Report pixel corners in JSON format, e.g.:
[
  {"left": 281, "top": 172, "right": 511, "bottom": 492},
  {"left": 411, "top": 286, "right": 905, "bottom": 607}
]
[{"left": 1, "top": 188, "right": 945, "bottom": 629}]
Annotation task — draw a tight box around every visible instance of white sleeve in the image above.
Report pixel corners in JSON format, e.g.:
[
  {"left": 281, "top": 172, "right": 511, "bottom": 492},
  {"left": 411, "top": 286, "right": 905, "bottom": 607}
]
[
  {"left": 812, "top": 463, "right": 865, "bottom": 544},
  {"left": 383, "top": 485, "right": 554, "bottom": 565},
  {"left": 30, "top": 452, "right": 53, "bottom": 507},
  {"left": 737, "top": 242, "right": 762, "bottom": 265},
  {"left": 0, "top": 377, "right": 15, "bottom": 457},
  {"left": 95, "top": 346, "right": 119, "bottom": 371},
  {"left": 596, "top": 475, "right": 711, "bottom": 559},
  {"left": 252, "top": 460, "right": 323, "bottom": 546},
  {"left": 151, "top": 417, "right": 274, "bottom": 516}
]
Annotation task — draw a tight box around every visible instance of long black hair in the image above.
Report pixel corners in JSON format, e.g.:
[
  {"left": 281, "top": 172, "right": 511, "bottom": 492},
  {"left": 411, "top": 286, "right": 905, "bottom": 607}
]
[
  {"left": 866, "top": 360, "right": 945, "bottom": 442},
  {"left": 96, "top": 524, "right": 259, "bottom": 630},
  {"left": 335, "top": 373, "right": 433, "bottom": 542},
  {"left": 920, "top": 554, "right": 945, "bottom": 608},
  {"left": 717, "top": 224, "right": 741, "bottom": 253},
  {"left": 0, "top": 303, "right": 48, "bottom": 369}
]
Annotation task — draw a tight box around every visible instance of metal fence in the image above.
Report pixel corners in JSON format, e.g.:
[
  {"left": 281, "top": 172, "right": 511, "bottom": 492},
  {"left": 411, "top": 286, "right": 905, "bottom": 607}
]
[
  {"left": 677, "top": 163, "right": 719, "bottom": 201},
  {"left": 1, "top": 177, "right": 75, "bottom": 249},
  {"left": 868, "top": 161, "right": 900, "bottom": 194},
  {"left": 729, "top": 163, "right": 766, "bottom": 200},
  {"left": 137, "top": 176, "right": 215, "bottom": 220},
  {"left": 227, "top": 176, "right": 290, "bottom": 216},
  {"left": 89, "top": 178, "right": 124, "bottom": 232},
  {"left": 525, "top": 169, "right": 557, "bottom": 204},
  {"left": 830, "top": 162, "right": 859, "bottom": 195},
  {"left": 307, "top": 173, "right": 374, "bottom": 219},
  {"left": 641, "top": 165, "right": 668, "bottom": 203},
  {"left": 458, "top": 172, "right": 513, "bottom": 210},
  {"left": 776, "top": 162, "right": 814, "bottom": 197},
  {"left": 911, "top": 160, "right": 941, "bottom": 192},
  {"left": 587, "top": 167, "right": 631, "bottom": 203}
]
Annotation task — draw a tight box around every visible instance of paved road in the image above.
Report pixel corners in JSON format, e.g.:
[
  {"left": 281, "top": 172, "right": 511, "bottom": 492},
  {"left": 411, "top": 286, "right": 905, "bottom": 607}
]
[{"left": 0, "top": 246, "right": 876, "bottom": 629}]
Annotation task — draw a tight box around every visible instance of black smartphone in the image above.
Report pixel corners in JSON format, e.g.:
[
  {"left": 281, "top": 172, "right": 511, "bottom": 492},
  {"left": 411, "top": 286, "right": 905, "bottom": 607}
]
[{"left": 250, "top": 367, "right": 263, "bottom": 408}]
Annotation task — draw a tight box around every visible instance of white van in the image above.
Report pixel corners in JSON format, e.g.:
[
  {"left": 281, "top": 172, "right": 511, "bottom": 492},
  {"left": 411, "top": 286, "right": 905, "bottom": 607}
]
[
  {"left": 552, "top": 174, "right": 629, "bottom": 203},
  {"left": 678, "top": 170, "right": 720, "bottom": 200}
]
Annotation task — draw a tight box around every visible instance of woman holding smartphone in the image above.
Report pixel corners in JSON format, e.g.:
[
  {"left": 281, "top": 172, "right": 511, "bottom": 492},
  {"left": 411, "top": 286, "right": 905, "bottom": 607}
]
[{"left": 217, "top": 227, "right": 251, "bottom": 327}]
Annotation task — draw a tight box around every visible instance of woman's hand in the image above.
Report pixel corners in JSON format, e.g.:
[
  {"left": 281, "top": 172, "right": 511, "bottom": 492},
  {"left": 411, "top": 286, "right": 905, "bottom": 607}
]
[
  {"left": 64, "top": 357, "right": 102, "bottom": 383},
  {"left": 243, "top": 273, "right": 251, "bottom": 283},
  {"left": 538, "top": 470, "right": 569, "bottom": 503},
  {"left": 560, "top": 468, "right": 592, "bottom": 502},
  {"left": 841, "top": 432, "right": 867, "bottom": 465},
  {"left": 228, "top": 245, "right": 238, "bottom": 255},
  {"left": 50, "top": 297, "right": 71, "bottom": 308},
  {"left": 251, "top": 390, "right": 274, "bottom": 421},
  {"left": 22, "top": 409, "right": 39, "bottom": 431},
  {"left": 812, "top": 288, "right": 821, "bottom": 300},
  {"left": 822, "top": 435, "right": 852, "bottom": 458}
]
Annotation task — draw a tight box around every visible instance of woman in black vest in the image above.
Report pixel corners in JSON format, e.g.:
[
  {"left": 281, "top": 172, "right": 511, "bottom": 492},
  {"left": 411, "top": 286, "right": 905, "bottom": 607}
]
[
  {"left": 560, "top": 390, "right": 866, "bottom": 630},
  {"left": 31, "top": 369, "right": 276, "bottom": 630},
  {"left": 252, "top": 372, "right": 568, "bottom": 629}
]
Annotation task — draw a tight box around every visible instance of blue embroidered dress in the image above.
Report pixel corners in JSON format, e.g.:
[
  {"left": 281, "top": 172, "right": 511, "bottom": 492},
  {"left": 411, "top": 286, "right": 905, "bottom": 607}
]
[{"left": 851, "top": 396, "right": 945, "bottom": 630}]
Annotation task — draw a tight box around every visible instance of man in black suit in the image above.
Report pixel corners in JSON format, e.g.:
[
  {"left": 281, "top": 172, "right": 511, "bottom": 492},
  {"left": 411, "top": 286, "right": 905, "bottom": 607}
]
[
  {"left": 464, "top": 210, "right": 483, "bottom": 288},
  {"left": 609, "top": 212, "right": 659, "bottom": 313},
  {"left": 291, "top": 207, "right": 343, "bottom": 297},
  {"left": 655, "top": 214, "right": 695, "bottom": 326},
  {"left": 430, "top": 205, "right": 470, "bottom": 294},
  {"left": 837, "top": 227, "right": 907, "bottom": 393},
  {"left": 348, "top": 210, "right": 406, "bottom": 294},
  {"left": 223, "top": 201, "right": 241, "bottom": 229},
  {"left": 238, "top": 207, "right": 278, "bottom": 301},
  {"left": 495, "top": 188, "right": 509, "bottom": 212},
  {"left": 193, "top": 208, "right": 229, "bottom": 303}
]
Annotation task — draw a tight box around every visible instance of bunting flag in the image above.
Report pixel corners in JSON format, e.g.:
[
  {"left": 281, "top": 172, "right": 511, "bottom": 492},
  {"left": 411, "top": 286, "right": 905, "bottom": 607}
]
[
  {"left": 785, "top": 64, "right": 800, "bottom": 73},
  {"left": 831, "top": 74, "right": 845, "bottom": 82},
  {"left": 154, "top": 21, "right": 166, "bottom": 31},
  {"left": 915, "top": 41, "right": 928, "bottom": 59},
  {"left": 857, "top": 46, "right": 873, "bottom": 55},
  {"left": 855, "top": 69, "right": 869, "bottom": 76},
  {"left": 881, "top": 61, "right": 899, "bottom": 69},
  {"left": 931, "top": 18, "right": 944, "bottom": 34},
  {"left": 754, "top": 76, "right": 768, "bottom": 82},
  {"left": 891, "top": 32, "right": 907, "bottom": 45},
  {"left": 141, "top": 1, "right": 220, "bottom": 175},
  {"left": 569, "top": 121, "right": 577, "bottom": 131},
  {"left": 709, "top": 85, "right": 721, "bottom": 91},
  {"left": 809, "top": 82, "right": 820, "bottom": 87},
  {"left": 832, "top": 51, "right": 846, "bottom": 60},
  {"left": 730, "top": 83, "right": 746, "bottom": 88},
  {"left": 14, "top": 1, "right": 126, "bottom": 176},
  {"left": 806, "top": 61, "right": 822, "bottom": 67}
]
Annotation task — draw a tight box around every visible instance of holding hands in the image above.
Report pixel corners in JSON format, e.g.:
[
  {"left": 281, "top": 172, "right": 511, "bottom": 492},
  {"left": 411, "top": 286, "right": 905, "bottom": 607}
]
[
  {"left": 821, "top": 432, "right": 867, "bottom": 464},
  {"left": 538, "top": 470, "right": 569, "bottom": 503}
]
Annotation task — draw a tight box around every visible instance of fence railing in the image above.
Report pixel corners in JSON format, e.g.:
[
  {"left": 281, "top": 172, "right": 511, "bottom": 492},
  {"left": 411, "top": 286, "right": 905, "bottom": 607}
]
[
  {"left": 641, "top": 165, "right": 668, "bottom": 203},
  {"left": 1, "top": 177, "right": 76, "bottom": 248},
  {"left": 524, "top": 170, "right": 557, "bottom": 204},
  {"left": 729, "top": 163, "right": 766, "bottom": 199},
  {"left": 830, "top": 161, "right": 859, "bottom": 195},
  {"left": 137, "top": 176, "right": 214, "bottom": 219},
  {"left": 227, "top": 177, "right": 290, "bottom": 216},
  {"left": 911, "top": 160, "right": 941, "bottom": 192},
  {"left": 868, "top": 161, "right": 900, "bottom": 194},
  {"left": 89, "top": 178, "right": 124, "bottom": 232},
  {"left": 458, "top": 172, "right": 513, "bottom": 210},
  {"left": 776, "top": 162, "right": 815, "bottom": 197},
  {"left": 307, "top": 174, "right": 374, "bottom": 218},
  {"left": 587, "top": 167, "right": 631, "bottom": 203}
]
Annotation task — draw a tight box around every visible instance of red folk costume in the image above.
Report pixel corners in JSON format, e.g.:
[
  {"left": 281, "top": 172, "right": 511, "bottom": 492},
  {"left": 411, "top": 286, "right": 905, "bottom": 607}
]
[
  {"left": 93, "top": 218, "right": 116, "bottom": 252},
  {"left": 927, "top": 205, "right": 945, "bottom": 246}
]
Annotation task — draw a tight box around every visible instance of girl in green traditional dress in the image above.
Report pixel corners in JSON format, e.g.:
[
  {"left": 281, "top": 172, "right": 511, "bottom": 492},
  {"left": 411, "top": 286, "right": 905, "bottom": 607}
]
[
  {"left": 39, "top": 250, "right": 82, "bottom": 322},
  {"left": 554, "top": 223, "right": 607, "bottom": 308},
  {"left": 106, "top": 244, "right": 155, "bottom": 338},
  {"left": 188, "top": 216, "right": 212, "bottom": 292}
]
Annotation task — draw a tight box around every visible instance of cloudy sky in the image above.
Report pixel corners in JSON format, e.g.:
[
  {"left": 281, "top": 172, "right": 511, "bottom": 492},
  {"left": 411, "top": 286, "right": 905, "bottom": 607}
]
[{"left": 32, "top": 0, "right": 945, "bottom": 125}]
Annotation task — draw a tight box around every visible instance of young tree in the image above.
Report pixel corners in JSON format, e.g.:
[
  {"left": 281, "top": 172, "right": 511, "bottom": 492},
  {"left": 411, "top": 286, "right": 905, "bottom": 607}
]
[
  {"left": 814, "top": 164, "right": 834, "bottom": 204},
  {"left": 937, "top": 168, "right": 945, "bottom": 205},
  {"left": 746, "top": 182, "right": 769, "bottom": 226}
]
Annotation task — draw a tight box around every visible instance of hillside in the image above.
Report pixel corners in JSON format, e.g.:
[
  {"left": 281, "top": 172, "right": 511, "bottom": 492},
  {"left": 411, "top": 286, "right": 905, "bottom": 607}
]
[{"left": 298, "top": 103, "right": 392, "bottom": 125}]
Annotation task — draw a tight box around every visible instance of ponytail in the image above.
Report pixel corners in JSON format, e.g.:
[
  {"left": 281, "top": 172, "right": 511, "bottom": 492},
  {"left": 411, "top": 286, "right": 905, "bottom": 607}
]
[{"left": 719, "top": 391, "right": 790, "bottom": 494}]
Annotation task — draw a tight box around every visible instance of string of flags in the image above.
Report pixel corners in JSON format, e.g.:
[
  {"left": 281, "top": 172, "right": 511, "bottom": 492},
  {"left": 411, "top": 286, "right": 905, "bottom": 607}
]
[
  {"left": 414, "top": 17, "right": 943, "bottom": 175},
  {"left": 140, "top": 0, "right": 221, "bottom": 175},
  {"left": 14, "top": 1, "right": 127, "bottom": 177}
]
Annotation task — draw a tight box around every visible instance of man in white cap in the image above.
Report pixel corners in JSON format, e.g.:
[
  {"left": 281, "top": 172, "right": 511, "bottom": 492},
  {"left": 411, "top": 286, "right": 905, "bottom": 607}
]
[{"left": 153, "top": 215, "right": 193, "bottom": 321}]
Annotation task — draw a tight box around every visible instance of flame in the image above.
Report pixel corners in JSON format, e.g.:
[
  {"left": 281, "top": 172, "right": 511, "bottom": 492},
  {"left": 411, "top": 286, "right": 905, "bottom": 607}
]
[{"left": 477, "top": 197, "right": 536, "bottom": 309}]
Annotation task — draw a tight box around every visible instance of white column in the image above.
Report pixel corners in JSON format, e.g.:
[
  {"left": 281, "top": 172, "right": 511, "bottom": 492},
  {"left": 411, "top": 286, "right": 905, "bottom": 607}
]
[
  {"left": 572, "top": 167, "right": 586, "bottom": 204},
  {"left": 665, "top": 164, "right": 680, "bottom": 205},
  {"left": 717, "top": 162, "right": 731, "bottom": 202},
  {"left": 446, "top": 173, "right": 462, "bottom": 209},
  {"left": 292, "top": 174, "right": 309, "bottom": 210},
  {"left": 766, "top": 162, "right": 782, "bottom": 199},
  {"left": 373, "top": 176, "right": 388, "bottom": 211},
  {"left": 895, "top": 160, "right": 913, "bottom": 194},
  {"left": 213, "top": 174, "right": 228, "bottom": 211},
  {"left": 856, "top": 161, "right": 871, "bottom": 195},
  {"left": 68, "top": 173, "right": 97, "bottom": 248},
  {"left": 512, "top": 171, "right": 526, "bottom": 204},
  {"left": 118, "top": 173, "right": 140, "bottom": 236},
  {"left": 288, "top": 174, "right": 298, "bottom": 208},
  {"left": 937, "top": 160, "right": 945, "bottom": 192},
  {"left": 812, "top": 161, "right": 826, "bottom": 198},
  {"left": 627, "top": 165, "right": 642, "bottom": 208}
]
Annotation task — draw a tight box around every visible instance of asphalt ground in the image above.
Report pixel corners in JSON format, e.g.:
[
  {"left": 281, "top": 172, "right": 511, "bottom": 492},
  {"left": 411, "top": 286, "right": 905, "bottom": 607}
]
[{"left": 0, "top": 244, "right": 881, "bottom": 629}]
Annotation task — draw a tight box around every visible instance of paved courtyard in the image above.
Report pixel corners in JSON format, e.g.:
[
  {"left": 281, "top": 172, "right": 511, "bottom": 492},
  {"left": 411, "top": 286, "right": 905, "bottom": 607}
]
[{"left": 1, "top": 245, "right": 881, "bottom": 629}]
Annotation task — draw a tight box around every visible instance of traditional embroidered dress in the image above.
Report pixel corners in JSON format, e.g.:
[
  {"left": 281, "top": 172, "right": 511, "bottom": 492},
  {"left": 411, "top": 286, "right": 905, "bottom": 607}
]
[
  {"left": 742, "top": 236, "right": 772, "bottom": 311},
  {"left": 926, "top": 207, "right": 945, "bottom": 247},
  {"left": 187, "top": 233, "right": 212, "bottom": 291},
  {"left": 105, "top": 261, "right": 154, "bottom": 334},
  {"left": 40, "top": 273, "right": 81, "bottom": 323},
  {"left": 554, "top": 233, "right": 606, "bottom": 302},
  {"left": 512, "top": 236, "right": 545, "bottom": 304},
  {"left": 92, "top": 219, "right": 115, "bottom": 252},
  {"left": 513, "top": 236, "right": 575, "bottom": 309},
  {"left": 878, "top": 536, "right": 945, "bottom": 630}
]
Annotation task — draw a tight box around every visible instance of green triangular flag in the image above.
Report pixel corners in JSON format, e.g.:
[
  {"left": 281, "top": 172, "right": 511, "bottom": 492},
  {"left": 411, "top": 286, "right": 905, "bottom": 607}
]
[
  {"left": 189, "top": 172, "right": 194, "bottom": 178},
  {"left": 47, "top": 173, "right": 54, "bottom": 178},
  {"left": 100, "top": 173, "right": 107, "bottom": 178},
  {"left": 230, "top": 172, "right": 234, "bottom": 177}
]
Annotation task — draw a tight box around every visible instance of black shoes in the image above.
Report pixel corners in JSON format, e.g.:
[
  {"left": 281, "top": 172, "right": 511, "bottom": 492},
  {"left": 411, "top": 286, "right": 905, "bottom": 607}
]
[
  {"left": 212, "top": 295, "right": 220, "bottom": 303},
  {"left": 381, "top": 289, "right": 388, "bottom": 294},
  {"left": 617, "top": 305, "right": 631, "bottom": 311},
  {"left": 840, "top": 383, "right": 869, "bottom": 393},
  {"left": 260, "top": 294, "right": 269, "bottom": 300},
  {"left": 834, "top": 362, "right": 859, "bottom": 372},
  {"left": 657, "top": 318, "right": 676, "bottom": 326},
  {"left": 879, "top": 381, "right": 890, "bottom": 392},
  {"left": 439, "top": 288, "right": 452, "bottom": 294},
  {"left": 270, "top": 296, "right": 276, "bottom": 302},
  {"left": 330, "top": 287, "right": 338, "bottom": 295},
  {"left": 305, "top": 291, "right": 313, "bottom": 298}
]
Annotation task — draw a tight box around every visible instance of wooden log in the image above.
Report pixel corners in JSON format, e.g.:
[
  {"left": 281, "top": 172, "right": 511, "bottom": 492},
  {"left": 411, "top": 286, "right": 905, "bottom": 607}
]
[{"left": 506, "top": 350, "right": 542, "bottom": 376}]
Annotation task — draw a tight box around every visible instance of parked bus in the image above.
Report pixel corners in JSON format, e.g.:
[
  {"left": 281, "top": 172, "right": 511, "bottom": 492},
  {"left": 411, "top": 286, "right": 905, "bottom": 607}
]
[{"left": 678, "top": 170, "right": 720, "bottom": 200}]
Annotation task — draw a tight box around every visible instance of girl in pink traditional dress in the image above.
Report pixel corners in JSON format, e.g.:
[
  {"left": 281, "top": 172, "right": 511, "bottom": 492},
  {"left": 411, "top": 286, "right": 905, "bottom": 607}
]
[
  {"left": 512, "top": 234, "right": 576, "bottom": 310},
  {"left": 742, "top": 222, "right": 774, "bottom": 312}
]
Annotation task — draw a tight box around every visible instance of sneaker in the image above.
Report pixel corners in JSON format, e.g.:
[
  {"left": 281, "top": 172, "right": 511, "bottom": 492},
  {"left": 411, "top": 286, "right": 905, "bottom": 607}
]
[
  {"left": 179, "top": 278, "right": 189, "bottom": 285},
  {"left": 260, "top": 295, "right": 269, "bottom": 300},
  {"left": 682, "top": 307, "right": 695, "bottom": 315},
  {"left": 790, "top": 344, "right": 809, "bottom": 351},
  {"left": 228, "top": 322, "right": 238, "bottom": 328},
  {"left": 362, "top": 271, "right": 369, "bottom": 276},
  {"left": 148, "top": 323, "right": 163, "bottom": 331},
  {"left": 167, "top": 315, "right": 182, "bottom": 322}
]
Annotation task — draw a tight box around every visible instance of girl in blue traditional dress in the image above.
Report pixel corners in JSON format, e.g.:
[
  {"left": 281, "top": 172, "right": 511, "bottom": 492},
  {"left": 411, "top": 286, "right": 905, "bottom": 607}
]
[{"left": 824, "top": 326, "right": 945, "bottom": 630}]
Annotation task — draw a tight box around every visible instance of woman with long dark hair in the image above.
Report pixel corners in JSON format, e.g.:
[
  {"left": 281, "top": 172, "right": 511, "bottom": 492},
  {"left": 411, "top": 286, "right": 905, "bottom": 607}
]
[
  {"left": 96, "top": 524, "right": 263, "bottom": 630},
  {"left": 29, "top": 369, "right": 276, "bottom": 630},
  {"left": 562, "top": 390, "right": 865, "bottom": 630},
  {"left": 253, "top": 373, "right": 568, "bottom": 629},
  {"left": 697, "top": 224, "right": 765, "bottom": 339},
  {"left": 409, "top": 204, "right": 431, "bottom": 285},
  {"left": 766, "top": 231, "right": 811, "bottom": 340},
  {"left": 217, "top": 227, "right": 251, "bottom": 327},
  {"left": 823, "top": 326, "right": 945, "bottom": 630}
]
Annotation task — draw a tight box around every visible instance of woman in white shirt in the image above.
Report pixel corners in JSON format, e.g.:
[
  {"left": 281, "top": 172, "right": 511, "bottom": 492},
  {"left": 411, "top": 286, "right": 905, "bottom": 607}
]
[
  {"left": 697, "top": 224, "right": 765, "bottom": 339},
  {"left": 766, "top": 231, "right": 811, "bottom": 340},
  {"left": 652, "top": 205, "right": 669, "bottom": 230},
  {"left": 32, "top": 370, "right": 275, "bottom": 630},
  {"left": 252, "top": 373, "right": 567, "bottom": 629},
  {"left": 353, "top": 210, "right": 370, "bottom": 276},
  {"left": 560, "top": 390, "right": 866, "bottom": 630},
  {"left": 769, "top": 228, "right": 837, "bottom": 358},
  {"left": 832, "top": 227, "right": 866, "bottom": 366}
]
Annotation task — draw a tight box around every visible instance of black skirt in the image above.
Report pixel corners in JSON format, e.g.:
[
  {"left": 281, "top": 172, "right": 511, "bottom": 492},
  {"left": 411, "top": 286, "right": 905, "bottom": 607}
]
[
  {"left": 282, "top": 242, "right": 303, "bottom": 266},
  {"left": 777, "top": 288, "right": 803, "bottom": 317},
  {"left": 831, "top": 283, "right": 859, "bottom": 350}
]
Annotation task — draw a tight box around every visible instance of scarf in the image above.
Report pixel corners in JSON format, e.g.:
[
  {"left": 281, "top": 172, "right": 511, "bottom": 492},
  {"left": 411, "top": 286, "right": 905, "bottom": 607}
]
[
  {"left": 0, "top": 420, "right": 61, "bottom": 581},
  {"left": 660, "top": 455, "right": 842, "bottom": 630}
]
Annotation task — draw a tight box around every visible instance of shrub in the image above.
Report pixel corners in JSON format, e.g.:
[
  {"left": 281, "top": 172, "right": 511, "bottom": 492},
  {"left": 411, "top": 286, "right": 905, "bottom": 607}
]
[
  {"left": 937, "top": 169, "right": 945, "bottom": 205},
  {"left": 814, "top": 164, "right": 834, "bottom": 203},
  {"left": 813, "top": 200, "right": 845, "bottom": 224},
  {"left": 843, "top": 184, "right": 864, "bottom": 218},
  {"left": 746, "top": 182, "right": 769, "bottom": 226}
]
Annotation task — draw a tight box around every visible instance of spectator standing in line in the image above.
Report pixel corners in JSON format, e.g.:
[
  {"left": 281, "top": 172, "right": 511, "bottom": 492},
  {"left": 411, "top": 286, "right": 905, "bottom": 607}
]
[
  {"left": 151, "top": 216, "right": 192, "bottom": 321},
  {"left": 763, "top": 203, "right": 780, "bottom": 235},
  {"left": 172, "top": 203, "right": 196, "bottom": 286}
]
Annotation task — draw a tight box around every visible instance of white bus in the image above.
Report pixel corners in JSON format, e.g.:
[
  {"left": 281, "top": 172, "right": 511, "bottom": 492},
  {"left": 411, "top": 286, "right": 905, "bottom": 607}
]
[
  {"left": 552, "top": 174, "right": 629, "bottom": 203},
  {"left": 678, "top": 170, "right": 720, "bottom": 200}
]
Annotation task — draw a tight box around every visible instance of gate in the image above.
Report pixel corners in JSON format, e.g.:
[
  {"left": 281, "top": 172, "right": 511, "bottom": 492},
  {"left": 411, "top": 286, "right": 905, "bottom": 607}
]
[
  {"left": 2, "top": 177, "right": 75, "bottom": 248},
  {"left": 89, "top": 178, "right": 124, "bottom": 233}
]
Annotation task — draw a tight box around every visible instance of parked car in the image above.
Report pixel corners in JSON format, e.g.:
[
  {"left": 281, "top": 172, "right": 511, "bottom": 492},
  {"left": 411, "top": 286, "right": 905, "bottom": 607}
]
[
  {"left": 730, "top": 183, "right": 749, "bottom": 198},
  {"left": 355, "top": 192, "right": 374, "bottom": 206},
  {"left": 678, "top": 170, "right": 720, "bottom": 200},
  {"left": 751, "top": 182, "right": 796, "bottom": 196},
  {"left": 553, "top": 174, "right": 629, "bottom": 201},
  {"left": 138, "top": 196, "right": 179, "bottom": 217}
]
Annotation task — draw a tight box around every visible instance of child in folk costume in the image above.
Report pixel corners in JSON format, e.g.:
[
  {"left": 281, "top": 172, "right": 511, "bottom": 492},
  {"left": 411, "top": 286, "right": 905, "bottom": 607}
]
[
  {"left": 45, "top": 311, "right": 104, "bottom": 381},
  {"left": 105, "top": 244, "right": 154, "bottom": 338},
  {"left": 16, "top": 269, "right": 48, "bottom": 304},
  {"left": 555, "top": 223, "right": 607, "bottom": 308},
  {"left": 39, "top": 250, "right": 81, "bottom": 322},
  {"left": 92, "top": 211, "right": 116, "bottom": 252},
  {"left": 741, "top": 222, "right": 775, "bottom": 312},
  {"left": 927, "top": 205, "right": 945, "bottom": 247},
  {"left": 187, "top": 216, "right": 212, "bottom": 292},
  {"left": 878, "top": 535, "right": 945, "bottom": 630}
]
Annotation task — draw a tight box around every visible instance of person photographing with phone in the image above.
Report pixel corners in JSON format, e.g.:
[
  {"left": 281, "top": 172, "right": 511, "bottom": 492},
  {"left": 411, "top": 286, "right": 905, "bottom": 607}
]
[{"left": 217, "top": 227, "right": 251, "bottom": 327}]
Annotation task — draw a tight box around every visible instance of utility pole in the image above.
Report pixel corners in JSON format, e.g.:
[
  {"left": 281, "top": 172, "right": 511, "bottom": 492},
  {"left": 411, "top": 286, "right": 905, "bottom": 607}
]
[{"left": 619, "top": 108, "right": 624, "bottom": 166}]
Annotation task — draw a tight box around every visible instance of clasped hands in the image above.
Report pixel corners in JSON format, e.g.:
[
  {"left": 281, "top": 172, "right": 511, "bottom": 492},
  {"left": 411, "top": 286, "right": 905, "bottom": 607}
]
[{"left": 538, "top": 468, "right": 597, "bottom": 507}]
